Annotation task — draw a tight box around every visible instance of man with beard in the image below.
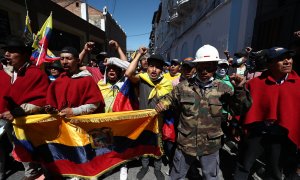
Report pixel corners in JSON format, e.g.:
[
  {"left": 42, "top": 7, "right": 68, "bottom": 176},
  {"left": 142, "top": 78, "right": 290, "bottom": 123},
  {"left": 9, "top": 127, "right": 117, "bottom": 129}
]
[
  {"left": 155, "top": 44, "right": 251, "bottom": 180},
  {"left": 46, "top": 46, "right": 105, "bottom": 118},
  {"left": 0, "top": 37, "right": 49, "bottom": 180},
  {"left": 234, "top": 47, "right": 300, "bottom": 180},
  {"left": 125, "top": 47, "right": 173, "bottom": 180}
]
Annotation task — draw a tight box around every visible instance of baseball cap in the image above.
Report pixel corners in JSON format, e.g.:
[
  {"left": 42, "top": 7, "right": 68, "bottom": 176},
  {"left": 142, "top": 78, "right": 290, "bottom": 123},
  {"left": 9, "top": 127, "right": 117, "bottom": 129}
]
[
  {"left": 182, "top": 57, "right": 196, "bottom": 67},
  {"left": 165, "top": 61, "right": 171, "bottom": 66},
  {"left": 48, "top": 60, "right": 64, "bottom": 71},
  {"left": 171, "top": 59, "right": 181, "bottom": 64},
  {"left": 266, "top": 47, "right": 295, "bottom": 60},
  {"left": 218, "top": 59, "right": 229, "bottom": 66},
  {"left": 96, "top": 51, "right": 108, "bottom": 61},
  {"left": 61, "top": 46, "right": 79, "bottom": 58}
]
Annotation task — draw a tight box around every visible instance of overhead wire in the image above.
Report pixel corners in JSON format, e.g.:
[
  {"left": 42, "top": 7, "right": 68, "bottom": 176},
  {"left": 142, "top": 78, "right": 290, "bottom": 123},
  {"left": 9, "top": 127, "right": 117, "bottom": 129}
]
[{"left": 127, "top": 32, "right": 150, "bottom": 37}]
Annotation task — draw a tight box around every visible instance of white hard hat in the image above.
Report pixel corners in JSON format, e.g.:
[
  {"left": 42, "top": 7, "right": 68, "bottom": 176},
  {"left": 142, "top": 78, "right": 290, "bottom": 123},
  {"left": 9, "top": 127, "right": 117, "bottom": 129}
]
[{"left": 194, "top": 44, "right": 221, "bottom": 62}]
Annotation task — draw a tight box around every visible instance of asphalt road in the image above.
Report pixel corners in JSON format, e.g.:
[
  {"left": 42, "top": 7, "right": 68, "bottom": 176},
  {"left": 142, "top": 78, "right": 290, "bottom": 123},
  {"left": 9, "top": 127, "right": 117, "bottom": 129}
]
[{"left": 5, "top": 159, "right": 171, "bottom": 180}]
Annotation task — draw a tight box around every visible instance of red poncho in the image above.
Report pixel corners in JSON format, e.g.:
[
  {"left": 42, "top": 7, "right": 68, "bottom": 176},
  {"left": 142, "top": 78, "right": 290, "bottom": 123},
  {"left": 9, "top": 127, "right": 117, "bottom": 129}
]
[
  {"left": 47, "top": 72, "right": 105, "bottom": 112},
  {"left": 243, "top": 70, "right": 300, "bottom": 147},
  {"left": 0, "top": 70, "right": 10, "bottom": 113},
  {"left": 0, "top": 65, "right": 49, "bottom": 113}
]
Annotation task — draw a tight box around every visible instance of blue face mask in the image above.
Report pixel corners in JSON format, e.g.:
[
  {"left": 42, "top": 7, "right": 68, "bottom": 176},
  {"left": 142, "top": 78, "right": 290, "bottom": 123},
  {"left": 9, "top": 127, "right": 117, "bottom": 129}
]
[{"left": 216, "top": 67, "right": 228, "bottom": 77}]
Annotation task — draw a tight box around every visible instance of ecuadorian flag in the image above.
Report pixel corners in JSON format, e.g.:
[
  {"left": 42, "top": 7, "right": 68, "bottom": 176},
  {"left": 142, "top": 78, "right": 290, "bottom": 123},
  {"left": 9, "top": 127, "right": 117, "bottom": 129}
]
[
  {"left": 12, "top": 110, "right": 162, "bottom": 178},
  {"left": 30, "top": 12, "right": 59, "bottom": 66}
]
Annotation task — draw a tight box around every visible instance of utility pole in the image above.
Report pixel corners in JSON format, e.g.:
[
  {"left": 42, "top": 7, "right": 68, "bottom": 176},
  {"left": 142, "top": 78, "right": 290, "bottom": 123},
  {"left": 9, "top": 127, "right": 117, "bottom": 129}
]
[{"left": 81, "top": 0, "right": 90, "bottom": 41}]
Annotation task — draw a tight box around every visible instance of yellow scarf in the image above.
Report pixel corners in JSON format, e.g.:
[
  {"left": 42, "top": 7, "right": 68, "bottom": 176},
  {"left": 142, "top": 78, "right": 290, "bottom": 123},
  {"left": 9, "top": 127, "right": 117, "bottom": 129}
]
[
  {"left": 139, "top": 73, "right": 173, "bottom": 99},
  {"left": 98, "top": 80, "right": 119, "bottom": 112}
]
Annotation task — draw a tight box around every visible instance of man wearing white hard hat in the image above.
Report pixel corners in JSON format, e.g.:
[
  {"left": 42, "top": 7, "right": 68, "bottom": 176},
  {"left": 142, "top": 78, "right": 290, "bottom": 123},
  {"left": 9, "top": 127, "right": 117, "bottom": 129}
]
[{"left": 156, "top": 44, "right": 251, "bottom": 180}]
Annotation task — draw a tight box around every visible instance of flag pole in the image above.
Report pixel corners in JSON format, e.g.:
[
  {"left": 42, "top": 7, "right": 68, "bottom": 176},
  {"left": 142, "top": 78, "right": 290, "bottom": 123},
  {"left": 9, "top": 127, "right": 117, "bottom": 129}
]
[{"left": 36, "top": 45, "right": 44, "bottom": 66}]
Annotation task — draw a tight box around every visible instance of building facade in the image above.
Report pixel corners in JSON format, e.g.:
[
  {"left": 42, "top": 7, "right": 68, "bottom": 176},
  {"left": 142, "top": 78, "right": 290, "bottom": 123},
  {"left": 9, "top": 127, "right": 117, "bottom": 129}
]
[
  {"left": 150, "top": 0, "right": 258, "bottom": 60},
  {"left": 150, "top": 0, "right": 300, "bottom": 61},
  {"left": 53, "top": 0, "right": 127, "bottom": 57}
]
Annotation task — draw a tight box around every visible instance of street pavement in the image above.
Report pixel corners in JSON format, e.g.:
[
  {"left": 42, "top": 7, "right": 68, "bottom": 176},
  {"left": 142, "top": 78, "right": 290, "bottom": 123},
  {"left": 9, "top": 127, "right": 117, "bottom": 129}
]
[{"left": 5, "top": 159, "right": 172, "bottom": 180}]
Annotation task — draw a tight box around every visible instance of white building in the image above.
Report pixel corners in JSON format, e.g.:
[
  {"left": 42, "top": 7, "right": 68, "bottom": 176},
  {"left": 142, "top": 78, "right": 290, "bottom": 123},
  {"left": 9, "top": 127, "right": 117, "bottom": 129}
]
[{"left": 150, "top": 0, "right": 258, "bottom": 60}]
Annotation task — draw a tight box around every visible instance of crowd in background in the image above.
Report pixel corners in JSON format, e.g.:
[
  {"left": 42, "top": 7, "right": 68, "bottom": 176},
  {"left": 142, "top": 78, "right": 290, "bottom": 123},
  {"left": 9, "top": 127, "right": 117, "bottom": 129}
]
[{"left": 0, "top": 34, "right": 300, "bottom": 180}]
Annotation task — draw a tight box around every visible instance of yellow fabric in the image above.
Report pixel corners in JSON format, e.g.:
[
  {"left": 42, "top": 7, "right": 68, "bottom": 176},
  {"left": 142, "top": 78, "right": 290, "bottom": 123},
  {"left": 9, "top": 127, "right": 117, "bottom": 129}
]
[
  {"left": 32, "top": 13, "right": 53, "bottom": 49},
  {"left": 13, "top": 109, "right": 159, "bottom": 147},
  {"left": 98, "top": 80, "right": 119, "bottom": 112},
  {"left": 139, "top": 73, "right": 173, "bottom": 99},
  {"left": 163, "top": 72, "right": 181, "bottom": 81}
]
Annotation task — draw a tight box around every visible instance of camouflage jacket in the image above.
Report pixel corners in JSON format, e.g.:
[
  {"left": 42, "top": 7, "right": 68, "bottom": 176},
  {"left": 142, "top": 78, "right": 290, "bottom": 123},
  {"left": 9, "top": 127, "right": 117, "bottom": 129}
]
[{"left": 160, "top": 78, "right": 251, "bottom": 156}]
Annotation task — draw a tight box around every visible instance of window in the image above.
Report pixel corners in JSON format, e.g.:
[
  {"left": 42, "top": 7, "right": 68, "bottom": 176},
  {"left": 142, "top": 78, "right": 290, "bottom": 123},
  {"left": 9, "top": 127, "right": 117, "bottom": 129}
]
[{"left": 76, "top": 2, "right": 80, "bottom": 7}]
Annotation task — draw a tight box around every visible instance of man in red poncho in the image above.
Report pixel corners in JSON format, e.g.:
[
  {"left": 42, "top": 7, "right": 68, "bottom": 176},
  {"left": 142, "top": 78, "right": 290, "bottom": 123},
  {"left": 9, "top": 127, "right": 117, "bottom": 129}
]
[
  {"left": 0, "top": 36, "right": 49, "bottom": 180},
  {"left": 46, "top": 46, "right": 105, "bottom": 118},
  {"left": 234, "top": 47, "right": 300, "bottom": 180}
]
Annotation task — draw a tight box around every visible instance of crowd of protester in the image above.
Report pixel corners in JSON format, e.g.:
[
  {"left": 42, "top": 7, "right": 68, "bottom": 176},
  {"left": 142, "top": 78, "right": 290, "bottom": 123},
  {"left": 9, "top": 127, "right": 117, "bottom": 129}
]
[{"left": 0, "top": 35, "right": 300, "bottom": 180}]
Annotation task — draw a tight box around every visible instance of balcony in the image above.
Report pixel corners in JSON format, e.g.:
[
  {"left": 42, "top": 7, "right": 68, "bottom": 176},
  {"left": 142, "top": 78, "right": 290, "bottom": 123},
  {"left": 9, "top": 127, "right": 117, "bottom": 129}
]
[
  {"left": 177, "top": 0, "right": 195, "bottom": 14},
  {"left": 168, "top": 11, "right": 181, "bottom": 26}
]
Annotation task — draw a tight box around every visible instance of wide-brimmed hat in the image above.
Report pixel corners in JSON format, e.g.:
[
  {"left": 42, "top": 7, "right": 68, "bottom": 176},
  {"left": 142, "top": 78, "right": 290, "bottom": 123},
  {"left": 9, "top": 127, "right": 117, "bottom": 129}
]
[
  {"left": 2, "top": 37, "right": 32, "bottom": 53},
  {"left": 147, "top": 54, "right": 167, "bottom": 66}
]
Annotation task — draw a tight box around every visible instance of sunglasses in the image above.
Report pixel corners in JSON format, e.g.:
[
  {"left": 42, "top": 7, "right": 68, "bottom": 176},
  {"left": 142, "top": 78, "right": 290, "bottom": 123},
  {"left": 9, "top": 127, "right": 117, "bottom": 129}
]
[{"left": 197, "top": 62, "right": 217, "bottom": 72}]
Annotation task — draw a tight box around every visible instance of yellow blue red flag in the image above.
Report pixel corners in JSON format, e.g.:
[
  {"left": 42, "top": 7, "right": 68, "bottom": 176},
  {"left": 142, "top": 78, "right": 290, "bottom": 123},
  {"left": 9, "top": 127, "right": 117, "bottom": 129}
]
[
  {"left": 23, "top": 11, "right": 33, "bottom": 45},
  {"left": 30, "top": 12, "right": 59, "bottom": 66},
  {"left": 11, "top": 109, "right": 163, "bottom": 178}
]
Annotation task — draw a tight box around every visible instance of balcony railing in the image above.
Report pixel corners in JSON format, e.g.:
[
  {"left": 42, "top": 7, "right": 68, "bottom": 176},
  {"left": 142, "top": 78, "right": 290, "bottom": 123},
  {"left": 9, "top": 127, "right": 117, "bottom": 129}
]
[
  {"left": 168, "top": 11, "right": 181, "bottom": 25},
  {"left": 177, "top": 0, "right": 195, "bottom": 14}
]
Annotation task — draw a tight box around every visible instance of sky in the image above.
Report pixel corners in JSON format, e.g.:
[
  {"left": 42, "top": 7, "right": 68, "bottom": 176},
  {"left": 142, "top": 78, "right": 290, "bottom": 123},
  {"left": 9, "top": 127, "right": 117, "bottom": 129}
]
[{"left": 89, "top": 0, "right": 160, "bottom": 50}]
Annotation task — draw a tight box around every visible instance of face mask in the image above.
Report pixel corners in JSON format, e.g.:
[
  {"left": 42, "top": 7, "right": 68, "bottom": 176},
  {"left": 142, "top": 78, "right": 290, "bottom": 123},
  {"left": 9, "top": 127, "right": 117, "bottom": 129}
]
[
  {"left": 236, "top": 57, "right": 243, "bottom": 64},
  {"left": 216, "top": 67, "right": 228, "bottom": 77}
]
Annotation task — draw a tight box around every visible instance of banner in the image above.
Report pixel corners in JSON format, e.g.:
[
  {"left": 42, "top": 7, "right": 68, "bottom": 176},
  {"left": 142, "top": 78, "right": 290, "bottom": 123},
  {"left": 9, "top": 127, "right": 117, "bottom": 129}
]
[{"left": 12, "top": 109, "right": 162, "bottom": 178}]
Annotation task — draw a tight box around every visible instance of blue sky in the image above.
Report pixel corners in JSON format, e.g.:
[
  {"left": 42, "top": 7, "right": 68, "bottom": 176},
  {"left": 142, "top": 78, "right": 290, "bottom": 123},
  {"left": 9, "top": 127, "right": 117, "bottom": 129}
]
[{"left": 89, "top": 0, "right": 160, "bottom": 50}]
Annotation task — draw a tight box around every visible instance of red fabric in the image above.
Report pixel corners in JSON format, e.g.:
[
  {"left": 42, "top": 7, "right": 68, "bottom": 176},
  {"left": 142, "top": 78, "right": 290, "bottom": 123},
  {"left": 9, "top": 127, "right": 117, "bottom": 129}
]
[
  {"left": 112, "top": 79, "right": 139, "bottom": 112},
  {"left": 45, "top": 145, "right": 161, "bottom": 177},
  {"left": 86, "top": 67, "right": 104, "bottom": 83},
  {"left": 47, "top": 73, "right": 105, "bottom": 112},
  {"left": 0, "top": 65, "right": 49, "bottom": 112},
  {"left": 162, "top": 123, "right": 176, "bottom": 142},
  {"left": 0, "top": 70, "right": 10, "bottom": 113},
  {"left": 242, "top": 71, "right": 300, "bottom": 147}
]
